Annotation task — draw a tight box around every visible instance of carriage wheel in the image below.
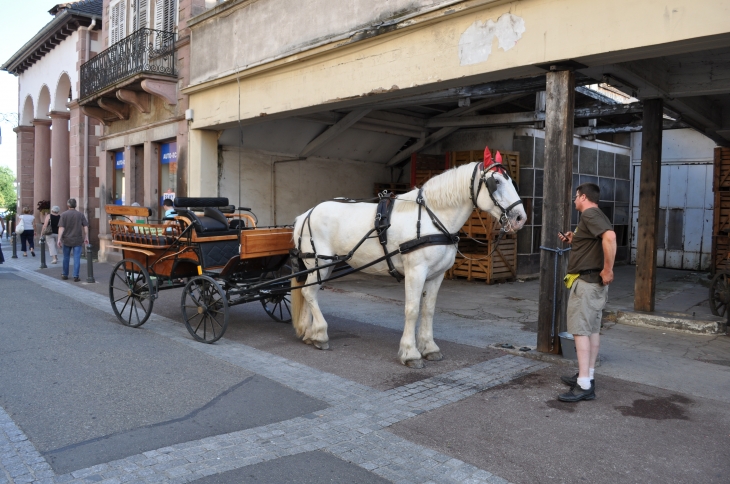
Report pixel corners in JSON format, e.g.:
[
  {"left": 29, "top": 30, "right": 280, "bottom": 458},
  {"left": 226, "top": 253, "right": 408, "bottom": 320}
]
[
  {"left": 709, "top": 271, "right": 730, "bottom": 318},
  {"left": 260, "top": 263, "right": 293, "bottom": 323},
  {"left": 181, "top": 276, "right": 229, "bottom": 343},
  {"left": 109, "top": 259, "right": 154, "bottom": 328},
  {"left": 261, "top": 293, "right": 292, "bottom": 323}
]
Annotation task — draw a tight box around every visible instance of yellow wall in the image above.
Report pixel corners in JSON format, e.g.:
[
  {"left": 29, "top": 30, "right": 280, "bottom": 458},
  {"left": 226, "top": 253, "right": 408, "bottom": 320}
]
[{"left": 185, "top": 0, "right": 730, "bottom": 129}]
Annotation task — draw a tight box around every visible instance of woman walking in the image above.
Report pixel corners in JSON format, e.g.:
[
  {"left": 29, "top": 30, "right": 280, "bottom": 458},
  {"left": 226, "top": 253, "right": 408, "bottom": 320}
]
[
  {"left": 17, "top": 206, "right": 36, "bottom": 257},
  {"left": 40, "top": 206, "right": 61, "bottom": 264}
]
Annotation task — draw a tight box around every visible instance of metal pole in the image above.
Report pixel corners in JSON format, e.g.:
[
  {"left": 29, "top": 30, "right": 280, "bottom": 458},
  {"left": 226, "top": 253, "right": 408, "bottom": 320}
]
[
  {"left": 11, "top": 232, "right": 17, "bottom": 259},
  {"left": 39, "top": 236, "right": 47, "bottom": 269},
  {"left": 86, "top": 244, "right": 95, "bottom": 283}
]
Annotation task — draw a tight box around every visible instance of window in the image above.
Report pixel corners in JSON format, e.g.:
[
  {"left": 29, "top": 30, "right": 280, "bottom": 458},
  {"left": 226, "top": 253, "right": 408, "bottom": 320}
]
[
  {"left": 159, "top": 142, "right": 178, "bottom": 205},
  {"left": 109, "top": 0, "right": 127, "bottom": 44},
  {"left": 113, "top": 151, "right": 125, "bottom": 205},
  {"left": 131, "top": 0, "right": 148, "bottom": 31},
  {"left": 154, "top": 0, "right": 177, "bottom": 32}
]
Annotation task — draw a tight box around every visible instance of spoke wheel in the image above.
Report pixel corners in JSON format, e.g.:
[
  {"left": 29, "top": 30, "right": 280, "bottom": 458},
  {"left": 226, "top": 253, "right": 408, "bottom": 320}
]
[
  {"left": 181, "top": 276, "right": 229, "bottom": 343},
  {"left": 261, "top": 293, "right": 292, "bottom": 323},
  {"left": 260, "top": 263, "right": 293, "bottom": 323},
  {"left": 109, "top": 259, "right": 154, "bottom": 328},
  {"left": 709, "top": 271, "right": 730, "bottom": 318}
]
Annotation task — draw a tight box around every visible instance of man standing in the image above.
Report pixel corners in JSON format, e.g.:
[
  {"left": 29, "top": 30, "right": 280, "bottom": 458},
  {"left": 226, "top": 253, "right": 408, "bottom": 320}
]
[
  {"left": 557, "top": 183, "right": 616, "bottom": 402},
  {"left": 57, "top": 199, "right": 89, "bottom": 282}
]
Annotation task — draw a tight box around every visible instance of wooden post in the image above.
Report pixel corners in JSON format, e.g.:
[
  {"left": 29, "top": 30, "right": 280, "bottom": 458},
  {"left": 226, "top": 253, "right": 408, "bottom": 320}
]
[
  {"left": 537, "top": 70, "right": 575, "bottom": 353},
  {"left": 634, "top": 98, "right": 663, "bottom": 312}
]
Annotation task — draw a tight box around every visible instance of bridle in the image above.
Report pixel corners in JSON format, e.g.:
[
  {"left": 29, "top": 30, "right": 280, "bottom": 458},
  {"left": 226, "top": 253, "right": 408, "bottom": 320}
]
[{"left": 469, "top": 161, "right": 523, "bottom": 232}]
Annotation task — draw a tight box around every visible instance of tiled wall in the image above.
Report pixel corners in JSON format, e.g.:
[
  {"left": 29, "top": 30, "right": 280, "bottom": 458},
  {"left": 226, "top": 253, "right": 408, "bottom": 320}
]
[{"left": 513, "top": 132, "right": 631, "bottom": 275}]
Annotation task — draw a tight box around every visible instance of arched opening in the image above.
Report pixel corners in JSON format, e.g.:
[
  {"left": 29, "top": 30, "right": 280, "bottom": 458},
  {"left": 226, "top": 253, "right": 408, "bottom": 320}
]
[
  {"left": 36, "top": 85, "right": 51, "bottom": 119},
  {"left": 21, "top": 96, "right": 35, "bottom": 125},
  {"left": 53, "top": 73, "right": 73, "bottom": 111}
]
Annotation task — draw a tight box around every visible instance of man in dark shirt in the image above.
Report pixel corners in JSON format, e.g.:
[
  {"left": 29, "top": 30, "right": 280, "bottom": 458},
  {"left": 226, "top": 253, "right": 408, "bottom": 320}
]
[
  {"left": 557, "top": 183, "right": 616, "bottom": 402},
  {"left": 57, "top": 198, "right": 89, "bottom": 282}
]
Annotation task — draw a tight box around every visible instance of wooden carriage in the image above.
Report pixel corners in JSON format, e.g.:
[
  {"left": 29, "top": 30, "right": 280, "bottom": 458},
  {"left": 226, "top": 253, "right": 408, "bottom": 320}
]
[{"left": 106, "top": 198, "right": 294, "bottom": 343}]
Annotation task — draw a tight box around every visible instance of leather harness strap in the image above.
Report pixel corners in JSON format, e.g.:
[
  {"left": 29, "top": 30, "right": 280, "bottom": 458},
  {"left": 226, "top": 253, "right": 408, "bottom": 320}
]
[{"left": 375, "top": 192, "right": 404, "bottom": 282}]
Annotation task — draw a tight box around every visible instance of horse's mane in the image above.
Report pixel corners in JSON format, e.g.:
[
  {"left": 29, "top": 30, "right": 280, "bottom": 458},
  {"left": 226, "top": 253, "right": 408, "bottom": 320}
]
[{"left": 394, "top": 162, "right": 476, "bottom": 211}]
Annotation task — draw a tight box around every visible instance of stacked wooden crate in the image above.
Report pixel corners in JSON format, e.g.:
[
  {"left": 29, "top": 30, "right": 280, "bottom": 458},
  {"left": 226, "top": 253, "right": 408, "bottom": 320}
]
[
  {"left": 712, "top": 147, "right": 730, "bottom": 274},
  {"left": 445, "top": 150, "right": 519, "bottom": 284}
]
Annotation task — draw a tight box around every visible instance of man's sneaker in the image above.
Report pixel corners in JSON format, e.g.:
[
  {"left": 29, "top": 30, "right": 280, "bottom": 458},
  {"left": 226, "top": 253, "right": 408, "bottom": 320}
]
[
  {"left": 73, "top": 277, "right": 80, "bottom": 282},
  {"left": 558, "top": 381, "right": 595, "bottom": 402},
  {"left": 561, "top": 372, "right": 578, "bottom": 387},
  {"left": 61, "top": 275, "right": 68, "bottom": 280}
]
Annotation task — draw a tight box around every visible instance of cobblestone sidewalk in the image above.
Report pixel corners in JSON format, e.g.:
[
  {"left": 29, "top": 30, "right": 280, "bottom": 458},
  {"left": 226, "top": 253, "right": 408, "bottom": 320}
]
[{"left": 0, "top": 265, "right": 547, "bottom": 483}]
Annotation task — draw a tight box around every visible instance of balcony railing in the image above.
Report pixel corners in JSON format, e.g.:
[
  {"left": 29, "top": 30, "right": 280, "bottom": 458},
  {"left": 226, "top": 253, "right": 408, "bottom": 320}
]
[{"left": 80, "top": 28, "right": 176, "bottom": 99}]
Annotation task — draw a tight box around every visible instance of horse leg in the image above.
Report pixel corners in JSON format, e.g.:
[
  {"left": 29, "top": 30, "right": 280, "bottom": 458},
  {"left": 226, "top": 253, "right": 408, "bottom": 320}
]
[
  {"left": 300, "top": 268, "right": 332, "bottom": 350},
  {"left": 399, "top": 270, "right": 427, "bottom": 368},
  {"left": 417, "top": 274, "right": 444, "bottom": 361}
]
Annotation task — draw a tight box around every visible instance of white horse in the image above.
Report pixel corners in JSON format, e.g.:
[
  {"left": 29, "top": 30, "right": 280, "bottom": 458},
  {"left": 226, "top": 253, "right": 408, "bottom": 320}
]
[{"left": 290, "top": 155, "right": 526, "bottom": 368}]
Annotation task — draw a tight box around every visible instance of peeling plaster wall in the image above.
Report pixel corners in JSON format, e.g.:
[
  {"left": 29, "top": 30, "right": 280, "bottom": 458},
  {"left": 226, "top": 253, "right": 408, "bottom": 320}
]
[
  {"left": 189, "top": 0, "right": 476, "bottom": 85},
  {"left": 218, "top": 147, "right": 390, "bottom": 226}
]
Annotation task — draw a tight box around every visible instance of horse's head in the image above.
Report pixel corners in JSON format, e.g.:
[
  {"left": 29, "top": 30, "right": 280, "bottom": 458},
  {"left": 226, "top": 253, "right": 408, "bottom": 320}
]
[{"left": 471, "top": 148, "right": 526, "bottom": 233}]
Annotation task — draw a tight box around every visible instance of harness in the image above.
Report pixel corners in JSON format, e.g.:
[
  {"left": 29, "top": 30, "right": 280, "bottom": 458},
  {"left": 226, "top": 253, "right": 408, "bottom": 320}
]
[{"left": 295, "top": 161, "right": 522, "bottom": 283}]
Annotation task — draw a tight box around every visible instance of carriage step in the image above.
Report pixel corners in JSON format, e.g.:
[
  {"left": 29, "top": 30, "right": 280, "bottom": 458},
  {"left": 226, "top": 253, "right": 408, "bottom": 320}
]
[{"left": 616, "top": 310, "right": 727, "bottom": 335}]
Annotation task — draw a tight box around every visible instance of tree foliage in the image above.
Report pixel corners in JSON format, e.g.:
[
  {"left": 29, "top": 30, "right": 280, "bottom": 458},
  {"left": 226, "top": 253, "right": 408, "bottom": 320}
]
[{"left": 0, "top": 166, "right": 17, "bottom": 209}]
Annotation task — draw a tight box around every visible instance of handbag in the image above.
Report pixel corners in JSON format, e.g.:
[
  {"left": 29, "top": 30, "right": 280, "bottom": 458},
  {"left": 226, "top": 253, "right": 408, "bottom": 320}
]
[
  {"left": 42, "top": 218, "right": 52, "bottom": 236},
  {"left": 16, "top": 218, "right": 24, "bottom": 234}
]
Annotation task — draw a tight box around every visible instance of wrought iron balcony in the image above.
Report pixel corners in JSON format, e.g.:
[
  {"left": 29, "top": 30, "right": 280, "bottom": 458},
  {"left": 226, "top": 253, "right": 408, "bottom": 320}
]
[{"left": 80, "top": 28, "right": 176, "bottom": 100}]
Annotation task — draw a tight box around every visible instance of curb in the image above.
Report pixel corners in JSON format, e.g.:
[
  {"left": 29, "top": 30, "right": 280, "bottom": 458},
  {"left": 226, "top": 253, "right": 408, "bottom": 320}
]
[
  {"left": 490, "top": 343, "right": 581, "bottom": 367},
  {"left": 616, "top": 309, "right": 727, "bottom": 335}
]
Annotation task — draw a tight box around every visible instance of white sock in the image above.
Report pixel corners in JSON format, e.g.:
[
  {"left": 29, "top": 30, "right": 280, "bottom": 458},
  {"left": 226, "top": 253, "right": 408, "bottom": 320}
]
[
  {"left": 577, "top": 377, "right": 592, "bottom": 390},
  {"left": 589, "top": 368, "right": 595, "bottom": 379}
]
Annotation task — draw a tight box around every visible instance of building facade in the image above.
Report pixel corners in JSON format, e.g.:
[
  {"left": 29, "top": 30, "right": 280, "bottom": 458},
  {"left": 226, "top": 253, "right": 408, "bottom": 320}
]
[
  {"left": 80, "top": 0, "right": 215, "bottom": 261},
  {"left": 2, "top": 0, "right": 103, "bottom": 241}
]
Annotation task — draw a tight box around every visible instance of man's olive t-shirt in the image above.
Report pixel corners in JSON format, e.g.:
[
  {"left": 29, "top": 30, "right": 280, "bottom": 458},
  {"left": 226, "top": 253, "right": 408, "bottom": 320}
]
[
  {"left": 567, "top": 207, "right": 613, "bottom": 284},
  {"left": 58, "top": 209, "right": 88, "bottom": 247}
]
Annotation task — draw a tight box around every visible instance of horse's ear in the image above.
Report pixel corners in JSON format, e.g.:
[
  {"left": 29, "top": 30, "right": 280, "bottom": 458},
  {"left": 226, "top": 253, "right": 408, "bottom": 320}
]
[
  {"left": 495, "top": 151, "right": 502, "bottom": 163},
  {"left": 483, "top": 146, "right": 493, "bottom": 167}
]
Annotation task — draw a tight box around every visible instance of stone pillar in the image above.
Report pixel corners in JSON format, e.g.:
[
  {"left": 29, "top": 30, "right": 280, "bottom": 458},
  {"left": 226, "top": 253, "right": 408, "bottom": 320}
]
[
  {"left": 123, "top": 145, "right": 137, "bottom": 205},
  {"left": 33, "top": 119, "right": 52, "bottom": 223},
  {"left": 143, "top": 141, "right": 159, "bottom": 218},
  {"left": 13, "top": 126, "right": 35, "bottom": 214},
  {"left": 188, "top": 129, "right": 219, "bottom": 197},
  {"left": 49, "top": 111, "right": 71, "bottom": 210}
]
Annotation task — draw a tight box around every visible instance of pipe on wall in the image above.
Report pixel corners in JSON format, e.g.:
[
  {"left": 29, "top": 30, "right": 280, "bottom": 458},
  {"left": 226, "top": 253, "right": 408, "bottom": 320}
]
[{"left": 78, "top": 19, "right": 96, "bottom": 224}]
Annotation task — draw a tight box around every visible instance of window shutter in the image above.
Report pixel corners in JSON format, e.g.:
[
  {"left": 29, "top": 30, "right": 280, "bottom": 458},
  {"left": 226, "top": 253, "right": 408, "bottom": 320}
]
[
  {"left": 154, "top": 0, "right": 164, "bottom": 31},
  {"left": 110, "top": 1, "right": 118, "bottom": 44},
  {"left": 164, "top": 0, "right": 177, "bottom": 32},
  {"left": 132, "top": 0, "right": 148, "bottom": 31},
  {"left": 117, "top": 0, "right": 127, "bottom": 41}
]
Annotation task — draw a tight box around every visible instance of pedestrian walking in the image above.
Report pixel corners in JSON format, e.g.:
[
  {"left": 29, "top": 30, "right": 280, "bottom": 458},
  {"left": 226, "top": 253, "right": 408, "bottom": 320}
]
[
  {"left": 0, "top": 217, "right": 5, "bottom": 264},
  {"left": 40, "top": 206, "right": 61, "bottom": 264},
  {"left": 17, "top": 206, "right": 36, "bottom": 257},
  {"left": 557, "top": 182, "right": 617, "bottom": 402},
  {"left": 57, "top": 199, "right": 89, "bottom": 282}
]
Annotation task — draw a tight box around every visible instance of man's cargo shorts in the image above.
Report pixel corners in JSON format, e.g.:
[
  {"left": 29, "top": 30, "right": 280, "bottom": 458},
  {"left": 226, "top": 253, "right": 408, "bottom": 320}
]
[{"left": 567, "top": 278, "right": 608, "bottom": 335}]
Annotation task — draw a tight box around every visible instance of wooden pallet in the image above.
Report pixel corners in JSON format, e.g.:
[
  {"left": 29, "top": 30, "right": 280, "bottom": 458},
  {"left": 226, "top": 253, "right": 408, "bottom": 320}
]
[
  {"left": 713, "top": 147, "right": 730, "bottom": 191},
  {"left": 461, "top": 208, "right": 501, "bottom": 238},
  {"left": 374, "top": 182, "right": 411, "bottom": 197},
  {"left": 450, "top": 149, "right": 520, "bottom": 185},
  {"left": 712, "top": 235, "right": 730, "bottom": 275},
  {"left": 410, "top": 153, "right": 451, "bottom": 187},
  {"left": 446, "top": 235, "right": 517, "bottom": 284},
  {"left": 713, "top": 191, "right": 730, "bottom": 235}
]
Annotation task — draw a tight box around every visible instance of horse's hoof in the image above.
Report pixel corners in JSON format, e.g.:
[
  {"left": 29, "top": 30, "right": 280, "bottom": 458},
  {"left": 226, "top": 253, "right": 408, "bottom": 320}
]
[
  {"left": 313, "top": 341, "right": 329, "bottom": 350},
  {"left": 424, "top": 351, "right": 443, "bottom": 361},
  {"left": 303, "top": 339, "right": 313, "bottom": 345},
  {"left": 405, "top": 358, "right": 425, "bottom": 369}
]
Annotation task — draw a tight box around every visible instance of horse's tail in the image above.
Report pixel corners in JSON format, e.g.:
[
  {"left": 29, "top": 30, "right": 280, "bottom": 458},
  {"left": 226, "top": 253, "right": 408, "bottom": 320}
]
[
  {"left": 290, "top": 276, "right": 307, "bottom": 338},
  {"left": 290, "top": 213, "right": 308, "bottom": 338}
]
